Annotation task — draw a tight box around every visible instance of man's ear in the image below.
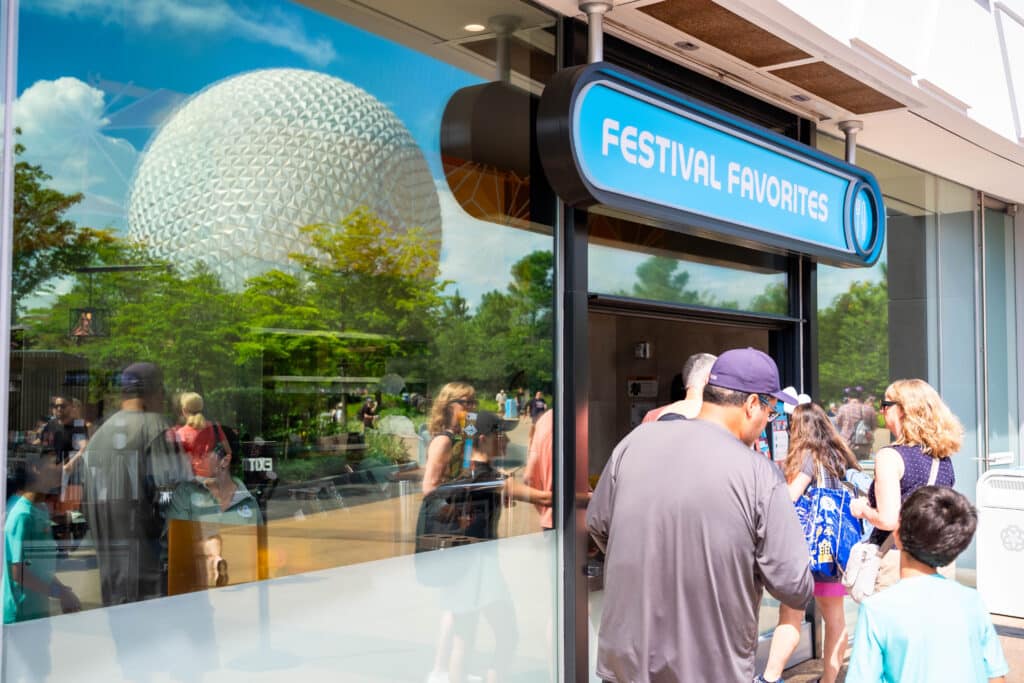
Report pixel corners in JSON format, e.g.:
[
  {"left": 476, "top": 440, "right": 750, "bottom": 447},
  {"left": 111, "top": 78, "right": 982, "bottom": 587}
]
[
  {"left": 744, "top": 393, "right": 760, "bottom": 416},
  {"left": 893, "top": 527, "right": 903, "bottom": 550}
]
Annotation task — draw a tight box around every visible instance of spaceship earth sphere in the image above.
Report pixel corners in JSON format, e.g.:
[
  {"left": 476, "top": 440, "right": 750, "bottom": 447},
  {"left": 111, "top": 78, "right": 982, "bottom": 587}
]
[{"left": 127, "top": 68, "right": 441, "bottom": 290}]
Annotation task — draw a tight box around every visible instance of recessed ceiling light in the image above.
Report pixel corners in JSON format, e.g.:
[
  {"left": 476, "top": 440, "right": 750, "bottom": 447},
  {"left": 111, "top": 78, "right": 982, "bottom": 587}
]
[
  {"left": 464, "top": 23, "right": 486, "bottom": 32},
  {"left": 674, "top": 40, "right": 700, "bottom": 51},
  {"left": 791, "top": 94, "right": 811, "bottom": 102}
]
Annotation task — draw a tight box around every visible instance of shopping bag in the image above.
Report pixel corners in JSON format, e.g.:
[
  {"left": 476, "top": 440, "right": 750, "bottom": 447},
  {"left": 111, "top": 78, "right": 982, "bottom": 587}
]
[{"left": 794, "top": 482, "right": 862, "bottom": 578}]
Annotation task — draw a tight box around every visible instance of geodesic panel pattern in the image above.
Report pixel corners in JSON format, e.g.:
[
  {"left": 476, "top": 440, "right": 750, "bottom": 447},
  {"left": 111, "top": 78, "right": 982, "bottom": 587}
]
[{"left": 127, "top": 68, "right": 441, "bottom": 290}]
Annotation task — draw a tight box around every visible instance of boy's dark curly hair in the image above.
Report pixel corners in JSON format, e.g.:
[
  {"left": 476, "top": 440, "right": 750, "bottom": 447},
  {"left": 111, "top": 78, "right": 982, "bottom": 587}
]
[{"left": 899, "top": 485, "right": 976, "bottom": 568}]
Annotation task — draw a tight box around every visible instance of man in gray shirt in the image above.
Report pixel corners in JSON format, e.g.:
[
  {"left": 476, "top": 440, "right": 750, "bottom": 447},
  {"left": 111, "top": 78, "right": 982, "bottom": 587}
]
[
  {"left": 587, "top": 348, "right": 813, "bottom": 683},
  {"left": 82, "top": 362, "right": 191, "bottom": 605}
]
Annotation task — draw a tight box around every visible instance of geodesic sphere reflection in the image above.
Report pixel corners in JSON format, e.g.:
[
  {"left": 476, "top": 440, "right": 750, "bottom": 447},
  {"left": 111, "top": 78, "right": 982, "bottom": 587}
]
[{"left": 127, "top": 68, "right": 441, "bottom": 289}]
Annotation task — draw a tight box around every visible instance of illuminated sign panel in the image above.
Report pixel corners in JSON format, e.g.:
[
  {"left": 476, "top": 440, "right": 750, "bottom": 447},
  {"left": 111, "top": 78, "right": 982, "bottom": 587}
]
[{"left": 538, "top": 64, "right": 885, "bottom": 266}]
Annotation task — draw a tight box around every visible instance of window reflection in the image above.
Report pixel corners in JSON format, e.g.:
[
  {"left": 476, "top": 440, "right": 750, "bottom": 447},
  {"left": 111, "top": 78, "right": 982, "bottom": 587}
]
[
  {"left": 588, "top": 241, "right": 789, "bottom": 315},
  {"left": 7, "top": 9, "right": 557, "bottom": 679}
]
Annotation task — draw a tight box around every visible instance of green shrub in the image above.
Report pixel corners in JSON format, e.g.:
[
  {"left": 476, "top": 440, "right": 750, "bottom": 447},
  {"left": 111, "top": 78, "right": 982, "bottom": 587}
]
[
  {"left": 365, "top": 430, "right": 409, "bottom": 464},
  {"left": 274, "top": 454, "right": 353, "bottom": 483}
]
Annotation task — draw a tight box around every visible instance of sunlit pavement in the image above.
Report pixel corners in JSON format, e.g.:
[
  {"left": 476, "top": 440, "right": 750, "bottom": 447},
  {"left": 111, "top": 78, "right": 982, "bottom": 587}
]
[{"left": 778, "top": 613, "right": 1024, "bottom": 682}]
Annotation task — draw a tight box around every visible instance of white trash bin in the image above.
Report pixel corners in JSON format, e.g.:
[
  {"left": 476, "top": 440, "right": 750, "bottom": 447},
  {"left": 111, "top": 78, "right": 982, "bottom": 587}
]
[{"left": 977, "top": 468, "right": 1024, "bottom": 618}]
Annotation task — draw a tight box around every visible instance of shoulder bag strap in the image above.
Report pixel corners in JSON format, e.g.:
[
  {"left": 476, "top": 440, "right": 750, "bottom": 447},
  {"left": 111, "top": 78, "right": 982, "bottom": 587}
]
[
  {"left": 880, "top": 458, "right": 940, "bottom": 556},
  {"left": 210, "top": 420, "right": 223, "bottom": 441}
]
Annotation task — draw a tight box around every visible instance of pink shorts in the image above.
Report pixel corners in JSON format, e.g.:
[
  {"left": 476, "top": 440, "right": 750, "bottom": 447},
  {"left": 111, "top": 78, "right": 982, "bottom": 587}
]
[{"left": 814, "top": 580, "right": 847, "bottom": 598}]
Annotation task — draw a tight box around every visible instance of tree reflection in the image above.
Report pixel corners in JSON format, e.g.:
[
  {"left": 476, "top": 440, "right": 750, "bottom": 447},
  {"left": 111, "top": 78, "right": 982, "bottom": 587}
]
[
  {"left": 18, "top": 184, "right": 553, "bottom": 476},
  {"left": 817, "top": 270, "right": 889, "bottom": 405}
]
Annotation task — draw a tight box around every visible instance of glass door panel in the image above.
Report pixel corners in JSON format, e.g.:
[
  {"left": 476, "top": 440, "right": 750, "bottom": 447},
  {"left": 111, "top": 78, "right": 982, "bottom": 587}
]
[{"left": 983, "top": 207, "right": 1019, "bottom": 469}]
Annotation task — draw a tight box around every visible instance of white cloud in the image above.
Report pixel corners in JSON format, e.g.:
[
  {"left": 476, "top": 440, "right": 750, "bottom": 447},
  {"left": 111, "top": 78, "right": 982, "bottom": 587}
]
[
  {"left": 14, "top": 77, "right": 138, "bottom": 230},
  {"left": 24, "top": 0, "right": 337, "bottom": 67}
]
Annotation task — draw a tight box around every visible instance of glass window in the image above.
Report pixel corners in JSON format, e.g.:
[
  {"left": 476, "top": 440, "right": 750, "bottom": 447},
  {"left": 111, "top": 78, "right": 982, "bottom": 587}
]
[
  {"left": 983, "top": 206, "right": 1019, "bottom": 466},
  {"left": 816, "top": 135, "right": 985, "bottom": 570},
  {"left": 588, "top": 234, "right": 789, "bottom": 315},
  {"left": 5, "top": 1, "right": 557, "bottom": 679}
]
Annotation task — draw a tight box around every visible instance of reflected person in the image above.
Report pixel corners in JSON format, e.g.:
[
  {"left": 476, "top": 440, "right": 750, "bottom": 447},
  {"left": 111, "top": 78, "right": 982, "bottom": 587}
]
[
  {"left": 174, "top": 392, "right": 232, "bottom": 478},
  {"left": 421, "top": 382, "right": 476, "bottom": 683},
  {"left": 81, "top": 362, "right": 191, "bottom": 605},
  {"left": 3, "top": 446, "right": 81, "bottom": 623},
  {"left": 166, "top": 437, "right": 261, "bottom": 591},
  {"left": 39, "top": 395, "right": 88, "bottom": 465},
  {"left": 434, "top": 412, "right": 520, "bottom": 683},
  {"left": 422, "top": 382, "right": 477, "bottom": 495},
  {"left": 40, "top": 394, "right": 90, "bottom": 534}
]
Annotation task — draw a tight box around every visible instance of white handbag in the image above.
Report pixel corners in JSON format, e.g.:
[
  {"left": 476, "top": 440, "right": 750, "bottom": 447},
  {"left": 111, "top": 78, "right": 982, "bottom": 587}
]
[
  {"left": 841, "top": 457, "right": 939, "bottom": 603},
  {"left": 841, "top": 535, "right": 893, "bottom": 603}
]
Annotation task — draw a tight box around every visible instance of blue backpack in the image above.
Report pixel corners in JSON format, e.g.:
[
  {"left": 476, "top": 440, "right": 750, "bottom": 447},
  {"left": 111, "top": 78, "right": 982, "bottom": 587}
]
[{"left": 794, "top": 463, "right": 863, "bottom": 578}]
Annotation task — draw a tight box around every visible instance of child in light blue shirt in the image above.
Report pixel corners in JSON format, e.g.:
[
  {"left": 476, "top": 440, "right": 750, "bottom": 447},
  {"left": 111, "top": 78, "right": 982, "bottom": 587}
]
[{"left": 846, "top": 486, "right": 1008, "bottom": 682}]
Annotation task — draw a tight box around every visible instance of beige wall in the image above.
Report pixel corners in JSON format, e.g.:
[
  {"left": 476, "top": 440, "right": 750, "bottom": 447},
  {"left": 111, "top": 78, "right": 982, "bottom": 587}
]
[{"left": 588, "top": 311, "right": 768, "bottom": 476}]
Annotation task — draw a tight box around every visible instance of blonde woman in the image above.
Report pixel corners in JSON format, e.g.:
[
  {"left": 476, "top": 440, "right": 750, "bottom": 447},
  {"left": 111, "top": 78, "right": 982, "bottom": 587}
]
[
  {"left": 421, "top": 382, "right": 477, "bottom": 495},
  {"left": 419, "top": 381, "right": 476, "bottom": 683},
  {"left": 850, "top": 379, "right": 962, "bottom": 590},
  {"left": 175, "top": 392, "right": 232, "bottom": 478}
]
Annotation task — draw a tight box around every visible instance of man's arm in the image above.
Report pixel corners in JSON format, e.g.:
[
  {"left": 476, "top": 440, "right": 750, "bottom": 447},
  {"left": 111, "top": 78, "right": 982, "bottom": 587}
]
[
  {"left": 586, "top": 442, "right": 625, "bottom": 553},
  {"left": 755, "top": 477, "right": 813, "bottom": 609}
]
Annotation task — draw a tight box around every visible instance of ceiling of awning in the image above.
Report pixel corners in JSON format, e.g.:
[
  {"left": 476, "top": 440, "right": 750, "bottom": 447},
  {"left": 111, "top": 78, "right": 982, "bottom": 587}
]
[{"left": 635, "top": 0, "right": 906, "bottom": 116}]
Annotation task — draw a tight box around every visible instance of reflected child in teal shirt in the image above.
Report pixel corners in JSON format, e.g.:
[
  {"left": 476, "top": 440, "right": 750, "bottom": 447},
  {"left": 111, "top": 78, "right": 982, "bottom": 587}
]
[
  {"left": 3, "top": 447, "right": 80, "bottom": 623},
  {"left": 846, "top": 485, "right": 1008, "bottom": 683}
]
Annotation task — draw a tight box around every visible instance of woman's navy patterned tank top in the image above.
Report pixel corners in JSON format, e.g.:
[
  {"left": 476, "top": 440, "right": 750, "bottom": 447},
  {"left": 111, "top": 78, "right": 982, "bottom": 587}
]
[{"left": 867, "top": 443, "right": 955, "bottom": 545}]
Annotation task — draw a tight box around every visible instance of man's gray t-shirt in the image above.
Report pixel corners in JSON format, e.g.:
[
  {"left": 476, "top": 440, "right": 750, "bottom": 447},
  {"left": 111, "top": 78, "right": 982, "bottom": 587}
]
[
  {"left": 586, "top": 418, "right": 814, "bottom": 683},
  {"left": 83, "top": 409, "right": 191, "bottom": 605}
]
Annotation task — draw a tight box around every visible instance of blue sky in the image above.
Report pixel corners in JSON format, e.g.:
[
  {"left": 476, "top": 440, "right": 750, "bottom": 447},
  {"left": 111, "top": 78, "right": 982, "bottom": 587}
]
[
  {"left": 16, "top": 0, "right": 552, "bottom": 306},
  {"left": 15, "top": 0, "right": 874, "bottom": 310},
  {"left": 17, "top": 0, "right": 481, "bottom": 185}
]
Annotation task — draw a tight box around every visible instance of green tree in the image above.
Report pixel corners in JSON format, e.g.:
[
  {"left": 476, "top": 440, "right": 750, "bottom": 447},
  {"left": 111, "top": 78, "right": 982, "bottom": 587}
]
[
  {"left": 626, "top": 256, "right": 704, "bottom": 304},
  {"left": 424, "top": 250, "right": 554, "bottom": 394},
  {"left": 26, "top": 249, "right": 246, "bottom": 410},
  {"left": 427, "top": 290, "right": 477, "bottom": 384},
  {"left": 12, "top": 133, "right": 113, "bottom": 317},
  {"left": 291, "top": 206, "right": 446, "bottom": 341},
  {"left": 817, "top": 274, "right": 889, "bottom": 405},
  {"left": 620, "top": 256, "right": 739, "bottom": 309},
  {"left": 749, "top": 281, "right": 788, "bottom": 315}
]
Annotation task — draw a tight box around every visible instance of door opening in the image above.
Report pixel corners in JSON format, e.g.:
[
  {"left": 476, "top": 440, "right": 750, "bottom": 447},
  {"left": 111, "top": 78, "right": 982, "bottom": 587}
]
[{"left": 584, "top": 302, "right": 814, "bottom": 678}]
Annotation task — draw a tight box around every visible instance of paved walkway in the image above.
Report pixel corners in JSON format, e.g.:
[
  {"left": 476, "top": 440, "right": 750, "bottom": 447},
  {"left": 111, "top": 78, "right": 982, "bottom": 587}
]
[{"left": 780, "top": 613, "right": 1024, "bottom": 682}]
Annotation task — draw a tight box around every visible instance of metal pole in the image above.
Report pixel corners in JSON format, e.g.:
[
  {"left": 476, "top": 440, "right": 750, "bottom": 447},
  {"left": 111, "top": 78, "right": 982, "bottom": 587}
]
[
  {"left": 489, "top": 15, "right": 521, "bottom": 83},
  {"left": 837, "top": 120, "right": 863, "bottom": 164},
  {"left": 979, "top": 192, "right": 990, "bottom": 478},
  {"left": 579, "top": 1, "right": 613, "bottom": 63},
  {"left": 0, "top": 0, "right": 19, "bottom": 667}
]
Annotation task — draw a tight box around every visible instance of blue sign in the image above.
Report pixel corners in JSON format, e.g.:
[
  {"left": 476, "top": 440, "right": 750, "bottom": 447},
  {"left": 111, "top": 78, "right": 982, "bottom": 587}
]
[{"left": 538, "top": 64, "right": 885, "bottom": 266}]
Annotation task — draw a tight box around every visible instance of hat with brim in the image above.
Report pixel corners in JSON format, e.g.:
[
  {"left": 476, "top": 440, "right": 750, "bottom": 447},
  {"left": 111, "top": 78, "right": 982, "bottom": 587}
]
[
  {"left": 474, "top": 411, "right": 518, "bottom": 436},
  {"left": 707, "top": 348, "right": 797, "bottom": 405}
]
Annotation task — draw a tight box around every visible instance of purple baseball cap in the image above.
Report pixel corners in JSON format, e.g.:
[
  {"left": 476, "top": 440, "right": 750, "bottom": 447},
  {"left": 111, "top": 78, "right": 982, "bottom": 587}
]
[{"left": 706, "top": 348, "right": 797, "bottom": 404}]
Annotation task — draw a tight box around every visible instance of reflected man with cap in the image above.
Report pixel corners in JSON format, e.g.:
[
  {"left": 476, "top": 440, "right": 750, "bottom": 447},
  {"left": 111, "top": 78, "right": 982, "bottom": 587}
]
[
  {"left": 587, "top": 348, "right": 814, "bottom": 683},
  {"left": 82, "top": 362, "right": 191, "bottom": 605}
]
